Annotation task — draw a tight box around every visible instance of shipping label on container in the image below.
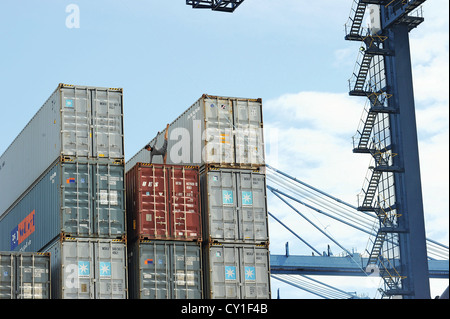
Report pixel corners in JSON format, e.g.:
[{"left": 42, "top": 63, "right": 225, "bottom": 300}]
[{"left": 10, "top": 210, "right": 35, "bottom": 251}]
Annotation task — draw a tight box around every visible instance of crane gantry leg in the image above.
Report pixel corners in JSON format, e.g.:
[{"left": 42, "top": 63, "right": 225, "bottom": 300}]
[{"left": 346, "top": 0, "right": 430, "bottom": 299}]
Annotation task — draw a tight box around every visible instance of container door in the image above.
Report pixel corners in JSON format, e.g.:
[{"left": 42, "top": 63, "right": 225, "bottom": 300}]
[
  {"left": 206, "top": 170, "right": 239, "bottom": 242},
  {"left": 236, "top": 171, "right": 269, "bottom": 243},
  {"left": 208, "top": 245, "right": 240, "bottom": 299},
  {"left": 169, "top": 167, "right": 201, "bottom": 241},
  {"left": 15, "top": 254, "right": 50, "bottom": 299},
  {"left": 60, "top": 86, "right": 91, "bottom": 157},
  {"left": 204, "top": 97, "right": 234, "bottom": 165},
  {"left": 0, "top": 253, "right": 14, "bottom": 299},
  {"left": 240, "top": 246, "right": 270, "bottom": 299},
  {"left": 172, "top": 243, "right": 202, "bottom": 299},
  {"left": 61, "top": 240, "right": 95, "bottom": 299},
  {"left": 91, "top": 89, "right": 124, "bottom": 159},
  {"left": 94, "top": 240, "right": 127, "bottom": 299},
  {"left": 139, "top": 241, "right": 170, "bottom": 299},
  {"left": 233, "top": 99, "right": 265, "bottom": 166},
  {"left": 61, "top": 162, "right": 92, "bottom": 237},
  {"left": 93, "top": 163, "right": 125, "bottom": 238},
  {"left": 139, "top": 166, "right": 170, "bottom": 239}
]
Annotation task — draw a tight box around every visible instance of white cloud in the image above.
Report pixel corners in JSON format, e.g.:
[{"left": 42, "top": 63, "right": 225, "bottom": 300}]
[
  {"left": 264, "top": 91, "right": 369, "bottom": 202},
  {"left": 409, "top": 0, "right": 449, "bottom": 245},
  {"left": 265, "top": 91, "right": 363, "bottom": 134}
]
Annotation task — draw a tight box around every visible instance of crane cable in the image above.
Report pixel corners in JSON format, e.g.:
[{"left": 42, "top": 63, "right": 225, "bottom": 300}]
[{"left": 266, "top": 164, "right": 449, "bottom": 259}]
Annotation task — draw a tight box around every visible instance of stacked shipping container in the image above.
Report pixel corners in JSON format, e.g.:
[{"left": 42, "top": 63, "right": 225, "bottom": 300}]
[
  {"left": 200, "top": 167, "right": 271, "bottom": 298},
  {"left": 126, "top": 164, "right": 201, "bottom": 242},
  {"left": 0, "top": 88, "right": 270, "bottom": 299},
  {"left": 128, "top": 240, "right": 202, "bottom": 299},
  {"left": 126, "top": 94, "right": 265, "bottom": 168},
  {"left": 0, "top": 84, "right": 127, "bottom": 299},
  {"left": 125, "top": 164, "right": 203, "bottom": 299},
  {"left": 0, "top": 251, "right": 51, "bottom": 299},
  {"left": 125, "top": 94, "right": 271, "bottom": 299},
  {"left": 200, "top": 165, "right": 271, "bottom": 298}
]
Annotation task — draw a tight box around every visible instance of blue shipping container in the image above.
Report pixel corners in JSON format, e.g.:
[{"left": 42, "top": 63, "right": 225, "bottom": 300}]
[{"left": 0, "top": 158, "right": 126, "bottom": 252}]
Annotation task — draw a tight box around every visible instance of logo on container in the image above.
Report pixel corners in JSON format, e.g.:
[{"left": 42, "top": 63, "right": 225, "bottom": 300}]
[
  {"left": 225, "top": 266, "right": 236, "bottom": 280},
  {"left": 222, "top": 190, "right": 234, "bottom": 205},
  {"left": 10, "top": 210, "right": 35, "bottom": 250},
  {"left": 242, "top": 191, "right": 253, "bottom": 206},
  {"left": 100, "top": 262, "right": 111, "bottom": 277},
  {"left": 78, "top": 261, "right": 90, "bottom": 277},
  {"left": 245, "top": 266, "right": 256, "bottom": 281}
]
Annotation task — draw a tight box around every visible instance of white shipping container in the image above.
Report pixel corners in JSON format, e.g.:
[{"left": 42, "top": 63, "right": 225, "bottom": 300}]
[
  {"left": 126, "top": 94, "right": 264, "bottom": 171},
  {"left": 0, "top": 83, "right": 124, "bottom": 216},
  {"left": 200, "top": 165, "right": 269, "bottom": 244},
  {"left": 43, "top": 237, "right": 127, "bottom": 299},
  {"left": 203, "top": 243, "right": 271, "bottom": 299}
]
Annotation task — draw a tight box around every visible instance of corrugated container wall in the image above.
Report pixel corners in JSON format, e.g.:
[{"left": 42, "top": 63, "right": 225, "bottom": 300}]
[
  {"left": 200, "top": 166, "right": 269, "bottom": 244},
  {"left": 128, "top": 240, "right": 202, "bottom": 299},
  {"left": 0, "top": 252, "right": 51, "bottom": 299},
  {"left": 43, "top": 237, "right": 127, "bottom": 299},
  {"left": 0, "top": 158, "right": 126, "bottom": 252},
  {"left": 126, "top": 163, "right": 201, "bottom": 242},
  {"left": 126, "top": 94, "right": 264, "bottom": 171},
  {"left": 203, "top": 243, "right": 270, "bottom": 299},
  {"left": 0, "top": 83, "right": 124, "bottom": 216}
]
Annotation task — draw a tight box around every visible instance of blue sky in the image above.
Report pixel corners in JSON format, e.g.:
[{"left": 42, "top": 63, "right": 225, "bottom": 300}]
[
  {"left": 0, "top": 0, "right": 448, "bottom": 298},
  {"left": 0, "top": 0, "right": 358, "bottom": 159}
]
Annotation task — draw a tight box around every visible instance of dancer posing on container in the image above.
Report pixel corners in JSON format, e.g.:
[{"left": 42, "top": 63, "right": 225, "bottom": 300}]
[{"left": 145, "top": 124, "right": 169, "bottom": 164}]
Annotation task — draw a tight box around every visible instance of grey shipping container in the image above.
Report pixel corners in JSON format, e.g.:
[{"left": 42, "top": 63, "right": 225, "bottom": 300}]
[
  {"left": 43, "top": 236, "right": 127, "bottom": 299},
  {"left": 126, "top": 94, "right": 264, "bottom": 171},
  {"left": 0, "top": 83, "right": 124, "bottom": 216},
  {"left": 0, "top": 158, "right": 126, "bottom": 252},
  {"left": 0, "top": 251, "right": 51, "bottom": 299},
  {"left": 128, "top": 240, "right": 202, "bottom": 299},
  {"left": 203, "top": 243, "right": 271, "bottom": 299},
  {"left": 200, "top": 165, "right": 269, "bottom": 244}
]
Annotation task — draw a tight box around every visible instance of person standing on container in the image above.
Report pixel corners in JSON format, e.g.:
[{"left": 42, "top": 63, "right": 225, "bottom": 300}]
[{"left": 145, "top": 124, "right": 169, "bottom": 164}]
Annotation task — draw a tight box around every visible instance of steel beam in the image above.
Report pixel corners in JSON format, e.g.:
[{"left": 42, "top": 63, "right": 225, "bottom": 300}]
[
  {"left": 270, "top": 254, "right": 449, "bottom": 278},
  {"left": 382, "top": 12, "right": 431, "bottom": 298}
]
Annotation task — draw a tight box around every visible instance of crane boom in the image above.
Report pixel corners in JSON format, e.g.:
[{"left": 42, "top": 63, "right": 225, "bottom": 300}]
[{"left": 186, "top": 0, "right": 245, "bottom": 12}]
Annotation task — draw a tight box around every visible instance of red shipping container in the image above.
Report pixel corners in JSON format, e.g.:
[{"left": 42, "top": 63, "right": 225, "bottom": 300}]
[{"left": 126, "top": 163, "right": 201, "bottom": 241}]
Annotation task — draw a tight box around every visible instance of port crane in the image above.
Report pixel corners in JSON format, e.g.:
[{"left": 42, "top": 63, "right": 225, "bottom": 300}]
[
  {"left": 186, "top": 0, "right": 245, "bottom": 12},
  {"left": 185, "top": 0, "right": 449, "bottom": 298}
]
